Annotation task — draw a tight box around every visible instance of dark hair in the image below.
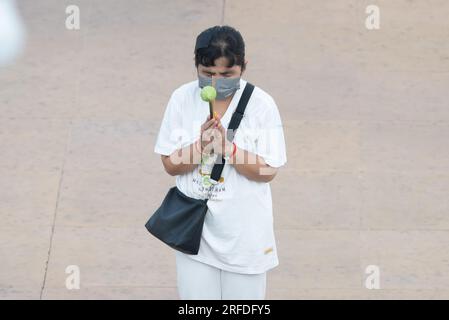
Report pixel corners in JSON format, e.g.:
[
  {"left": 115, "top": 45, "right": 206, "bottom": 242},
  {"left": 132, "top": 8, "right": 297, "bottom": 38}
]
[{"left": 194, "top": 25, "right": 246, "bottom": 72}]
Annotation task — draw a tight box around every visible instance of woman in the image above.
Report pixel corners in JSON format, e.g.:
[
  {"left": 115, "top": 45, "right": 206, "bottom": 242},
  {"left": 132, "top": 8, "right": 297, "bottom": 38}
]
[{"left": 154, "top": 25, "right": 287, "bottom": 300}]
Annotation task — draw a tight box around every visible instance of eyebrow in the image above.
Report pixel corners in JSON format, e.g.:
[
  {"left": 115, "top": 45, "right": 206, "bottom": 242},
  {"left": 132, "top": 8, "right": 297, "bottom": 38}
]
[{"left": 203, "top": 70, "right": 233, "bottom": 75}]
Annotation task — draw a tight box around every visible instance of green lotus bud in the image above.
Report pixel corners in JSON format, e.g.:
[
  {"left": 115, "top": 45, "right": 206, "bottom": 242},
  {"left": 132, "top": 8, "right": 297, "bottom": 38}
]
[{"left": 200, "top": 86, "right": 217, "bottom": 102}]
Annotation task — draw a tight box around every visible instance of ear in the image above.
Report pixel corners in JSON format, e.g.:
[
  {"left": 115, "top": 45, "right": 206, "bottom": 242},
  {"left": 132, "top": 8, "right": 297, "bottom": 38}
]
[{"left": 241, "top": 60, "right": 248, "bottom": 74}]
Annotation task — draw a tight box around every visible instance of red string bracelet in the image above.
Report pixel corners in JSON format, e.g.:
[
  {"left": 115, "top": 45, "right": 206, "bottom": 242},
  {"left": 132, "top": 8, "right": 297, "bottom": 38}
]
[
  {"left": 231, "top": 142, "right": 237, "bottom": 157},
  {"left": 224, "top": 142, "right": 236, "bottom": 160}
]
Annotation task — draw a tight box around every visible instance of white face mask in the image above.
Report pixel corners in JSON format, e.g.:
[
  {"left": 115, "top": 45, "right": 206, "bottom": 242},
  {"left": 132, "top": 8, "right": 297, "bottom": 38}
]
[
  {"left": 198, "top": 74, "right": 241, "bottom": 100},
  {"left": 0, "top": 0, "right": 26, "bottom": 66}
]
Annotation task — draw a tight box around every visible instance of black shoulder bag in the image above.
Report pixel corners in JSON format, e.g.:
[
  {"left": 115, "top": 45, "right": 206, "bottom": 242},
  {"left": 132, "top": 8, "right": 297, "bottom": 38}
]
[{"left": 145, "top": 82, "right": 255, "bottom": 255}]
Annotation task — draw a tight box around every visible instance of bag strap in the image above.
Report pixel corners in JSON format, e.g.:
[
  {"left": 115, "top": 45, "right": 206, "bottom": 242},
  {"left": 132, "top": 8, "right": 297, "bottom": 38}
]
[{"left": 209, "top": 82, "right": 255, "bottom": 183}]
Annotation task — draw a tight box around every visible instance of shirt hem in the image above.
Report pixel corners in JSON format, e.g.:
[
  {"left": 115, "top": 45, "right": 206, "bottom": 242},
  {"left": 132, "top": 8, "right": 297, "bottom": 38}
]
[{"left": 179, "top": 251, "right": 280, "bottom": 275}]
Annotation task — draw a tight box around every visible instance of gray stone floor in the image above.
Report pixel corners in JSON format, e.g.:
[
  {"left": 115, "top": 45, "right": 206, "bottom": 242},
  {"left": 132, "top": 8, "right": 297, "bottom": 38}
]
[{"left": 1, "top": 0, "right": 449, "bottom": 299}]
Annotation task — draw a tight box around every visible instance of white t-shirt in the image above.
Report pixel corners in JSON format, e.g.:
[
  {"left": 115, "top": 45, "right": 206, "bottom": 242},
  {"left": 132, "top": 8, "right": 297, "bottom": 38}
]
[{"left": 154, "top": 78, "right": 287, "bottom": 274}]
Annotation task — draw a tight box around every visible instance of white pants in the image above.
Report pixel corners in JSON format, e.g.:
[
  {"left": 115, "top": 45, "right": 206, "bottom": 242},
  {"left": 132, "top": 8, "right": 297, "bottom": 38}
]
[{"left": 175, "top": 251, "right": 267, "bottom": 300}]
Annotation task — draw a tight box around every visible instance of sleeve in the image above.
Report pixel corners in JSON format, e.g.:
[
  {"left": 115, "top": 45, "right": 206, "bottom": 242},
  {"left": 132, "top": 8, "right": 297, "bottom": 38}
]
[
  {"left": 154, "top": 90, "right": 185, "bottom": 156},
  {"left": 255, "top": 98, "right": 287, "bottom": 168}
]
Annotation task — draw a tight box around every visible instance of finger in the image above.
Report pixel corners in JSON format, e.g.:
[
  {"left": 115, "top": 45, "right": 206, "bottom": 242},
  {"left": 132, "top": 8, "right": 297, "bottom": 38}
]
[
  {"left": 202, "top": 118, "right": 217, "bottom": 131},
  {"left": 209, "top": 128, "right": 223, "bottom": 143},
  {"left": 210, "top": 127, "right": 221, "bottom": 138},
  {"left": 202, "top": 128, "right": 215, "bottom": 142},
  {"left": 215, "top": 120, "right": 223, "bottom": 129},
  {"left": 201, "top": 129, "right": 210, "bottom": 141}
]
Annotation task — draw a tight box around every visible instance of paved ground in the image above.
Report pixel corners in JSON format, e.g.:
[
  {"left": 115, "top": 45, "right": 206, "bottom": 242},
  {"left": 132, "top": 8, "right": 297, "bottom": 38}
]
[{"left": 1, "top": 0, "right": 449, "bottom": 299}]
